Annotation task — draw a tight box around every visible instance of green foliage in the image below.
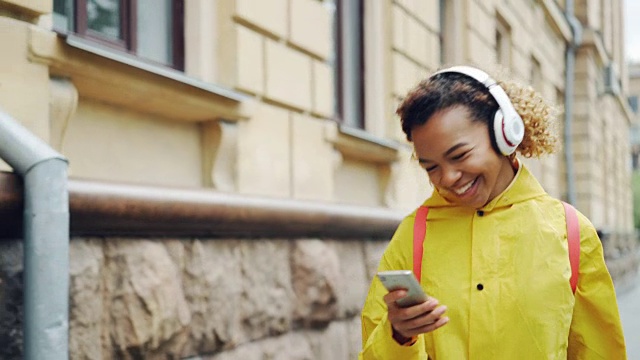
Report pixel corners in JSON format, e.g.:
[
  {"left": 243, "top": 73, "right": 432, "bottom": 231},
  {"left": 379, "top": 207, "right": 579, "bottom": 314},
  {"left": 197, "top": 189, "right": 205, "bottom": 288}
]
[{"left": 633, "top": 171, "right": 640, "bottom": 229}]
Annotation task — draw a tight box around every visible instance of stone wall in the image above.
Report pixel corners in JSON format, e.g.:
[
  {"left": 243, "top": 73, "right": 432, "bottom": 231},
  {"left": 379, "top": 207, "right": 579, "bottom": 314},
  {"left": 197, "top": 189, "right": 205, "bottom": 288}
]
[
  {"left": 0, "top": 237, "right": 388, "bottom": 360},
  {"left": 2, "top": 236, "right": 637, "bottom": 359}
]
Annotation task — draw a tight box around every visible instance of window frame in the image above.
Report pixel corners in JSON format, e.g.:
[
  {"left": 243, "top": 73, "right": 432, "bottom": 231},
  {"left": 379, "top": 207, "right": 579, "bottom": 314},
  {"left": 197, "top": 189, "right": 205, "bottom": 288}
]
[
  {"left": 531, "top": 56, "right": 543, "bottom": 91},
  {"left": 53, "top": 0, "right": 185, "bottom": 71},
  {"left": 495, "top": 13, "right": 512, "bottom": 68},
  {"left": 75, "top": 0, "right": 132, "bottom": 51}
]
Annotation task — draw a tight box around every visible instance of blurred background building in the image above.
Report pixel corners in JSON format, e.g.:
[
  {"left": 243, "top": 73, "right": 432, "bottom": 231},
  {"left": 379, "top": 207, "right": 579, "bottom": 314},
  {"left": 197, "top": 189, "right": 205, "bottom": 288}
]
[{"left": 0, "top": 0, "right": 637, "bottom": 358}]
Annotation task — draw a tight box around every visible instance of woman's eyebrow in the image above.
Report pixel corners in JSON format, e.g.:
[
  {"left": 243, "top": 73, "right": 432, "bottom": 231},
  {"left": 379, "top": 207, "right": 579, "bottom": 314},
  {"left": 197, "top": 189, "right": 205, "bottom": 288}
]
[
  {"left": 417, "top": 143, "right": 468, "bottom": 163},
  {"left": 444, "top": 143, "right": 468, "bottom": 156}
]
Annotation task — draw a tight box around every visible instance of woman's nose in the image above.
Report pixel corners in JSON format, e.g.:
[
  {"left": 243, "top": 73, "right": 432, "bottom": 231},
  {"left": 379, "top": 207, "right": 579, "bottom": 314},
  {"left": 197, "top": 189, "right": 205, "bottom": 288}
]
[{"left": 439, "top": 165, "right": 462, "bottom": 188}]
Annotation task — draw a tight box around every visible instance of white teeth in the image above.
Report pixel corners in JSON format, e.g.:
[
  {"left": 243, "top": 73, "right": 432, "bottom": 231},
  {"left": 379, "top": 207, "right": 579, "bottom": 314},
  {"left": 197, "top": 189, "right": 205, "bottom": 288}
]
[{"left": 454, "top": 179, "right": 476, "bottom": 195}]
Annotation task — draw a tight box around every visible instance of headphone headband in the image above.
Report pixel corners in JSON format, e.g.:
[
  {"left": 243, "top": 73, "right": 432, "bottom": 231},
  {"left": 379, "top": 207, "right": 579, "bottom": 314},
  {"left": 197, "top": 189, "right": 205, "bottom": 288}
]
[
  {"left": 431, "top": 66, "right": 525, "bottom": 155},
  {"left": 434, "top": 66, "right": 497, "bottom": 88}
]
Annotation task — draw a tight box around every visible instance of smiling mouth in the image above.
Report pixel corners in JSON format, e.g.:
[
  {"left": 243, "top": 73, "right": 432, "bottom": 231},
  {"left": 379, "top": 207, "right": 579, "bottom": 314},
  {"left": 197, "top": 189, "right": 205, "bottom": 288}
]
[{"left": 453, "top": 178, "right": 478, "bottom": 196}]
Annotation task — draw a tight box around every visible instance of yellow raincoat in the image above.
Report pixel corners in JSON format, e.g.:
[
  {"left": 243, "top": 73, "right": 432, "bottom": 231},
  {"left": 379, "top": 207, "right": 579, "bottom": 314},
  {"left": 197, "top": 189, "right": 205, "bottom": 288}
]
[{"left": 360, "top": 164, "right": 627, "bottom": 359}]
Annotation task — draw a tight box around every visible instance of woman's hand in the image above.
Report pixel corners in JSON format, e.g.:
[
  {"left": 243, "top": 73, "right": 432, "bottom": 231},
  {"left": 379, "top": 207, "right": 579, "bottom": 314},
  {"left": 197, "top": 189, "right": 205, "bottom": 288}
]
[{"left": 384, "top": 290, "right": 449, "bottom": 342}]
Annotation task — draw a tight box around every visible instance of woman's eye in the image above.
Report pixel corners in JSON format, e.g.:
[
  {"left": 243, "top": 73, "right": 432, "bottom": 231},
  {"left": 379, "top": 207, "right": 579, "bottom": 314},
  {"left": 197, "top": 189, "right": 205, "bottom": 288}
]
[
  {"left": 425, "top": 165, "right": 438, "bottom": 172},
  {"left": 451, "top": 151, "right": 469, "bottom": 161}
]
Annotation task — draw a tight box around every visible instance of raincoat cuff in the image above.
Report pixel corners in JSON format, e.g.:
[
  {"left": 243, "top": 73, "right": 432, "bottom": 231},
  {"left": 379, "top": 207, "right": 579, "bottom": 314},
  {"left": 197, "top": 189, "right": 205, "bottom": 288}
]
[{"left": 372, "top": 316, "right": 424, "bottom": 358}]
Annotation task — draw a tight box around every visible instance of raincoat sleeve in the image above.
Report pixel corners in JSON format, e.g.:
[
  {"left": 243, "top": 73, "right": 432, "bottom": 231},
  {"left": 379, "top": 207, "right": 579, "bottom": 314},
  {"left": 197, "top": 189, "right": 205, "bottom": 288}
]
[
  {"left": 359, "top": 217, "right": 429, "bottom": 360},
  {"left": 567, "top": 213, "right": 627, "bottom": 359}
]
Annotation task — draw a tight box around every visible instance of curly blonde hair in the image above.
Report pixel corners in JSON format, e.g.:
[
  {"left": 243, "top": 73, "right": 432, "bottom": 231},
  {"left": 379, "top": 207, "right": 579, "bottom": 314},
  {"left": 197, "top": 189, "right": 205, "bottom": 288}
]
[
  {"left": 396, "top": 68, "right": 558, "bottom": 158},
  {"left": 499, "top": 80, "right": 558, "bottom": 157}
]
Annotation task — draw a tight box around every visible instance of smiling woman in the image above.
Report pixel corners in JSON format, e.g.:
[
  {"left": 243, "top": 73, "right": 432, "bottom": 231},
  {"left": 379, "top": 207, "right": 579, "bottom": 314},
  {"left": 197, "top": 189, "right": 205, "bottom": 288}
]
[
  {"left": 359, "top": 65, "right": 627, "bottom": 359},
  {"left": 410, "top": 107, "right": 515, "bottom": 209}
]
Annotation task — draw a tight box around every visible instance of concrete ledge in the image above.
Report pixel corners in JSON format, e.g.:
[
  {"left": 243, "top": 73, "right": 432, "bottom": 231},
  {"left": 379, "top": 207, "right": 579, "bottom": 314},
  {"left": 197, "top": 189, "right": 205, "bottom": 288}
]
[
  {"left": 326, "top": 124, "right": 405, "bottom": 164},
  {"left": 0, "top": 172, "right": 403, "bottom": 239},
  {"left": 28, "top": 29, "right": 255, "bottom": 122}
]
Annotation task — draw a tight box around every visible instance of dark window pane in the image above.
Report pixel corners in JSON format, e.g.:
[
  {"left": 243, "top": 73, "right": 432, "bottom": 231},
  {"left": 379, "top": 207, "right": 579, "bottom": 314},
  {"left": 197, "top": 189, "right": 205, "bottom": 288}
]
[
  {"left": 87, "top": 0, "right": 122, "bottom": 40},
  {"left": 336, "top": 0, "right": 365, "bottom": 129},
  {"left": 53, "top": 0, "right": 67, "bottom": 14},
  {"left": 53, "top": 0, "right": 73, "bottom": 30},
  {"left": 629, "top": 96, "right": 639, "bottom": 113}
]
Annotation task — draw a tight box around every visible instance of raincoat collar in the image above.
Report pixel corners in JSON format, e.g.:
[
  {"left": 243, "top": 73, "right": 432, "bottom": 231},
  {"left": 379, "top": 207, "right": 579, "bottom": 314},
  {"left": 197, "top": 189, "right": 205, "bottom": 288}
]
[{"left": 422, "top": 161, "right": 546, "bottom": 212}]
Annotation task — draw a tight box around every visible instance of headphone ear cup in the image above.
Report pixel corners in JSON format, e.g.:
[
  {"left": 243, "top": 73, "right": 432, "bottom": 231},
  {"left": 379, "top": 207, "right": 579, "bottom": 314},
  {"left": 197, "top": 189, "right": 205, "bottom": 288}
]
[
  {"left": 493, "top": 109, "right": 515, "bottom": 155},
  {"left": 505, "top": 114, "right": 525, "bottom": 146},
  {"left": 493, "top": 109, "right": 525, "bottom": 156}
]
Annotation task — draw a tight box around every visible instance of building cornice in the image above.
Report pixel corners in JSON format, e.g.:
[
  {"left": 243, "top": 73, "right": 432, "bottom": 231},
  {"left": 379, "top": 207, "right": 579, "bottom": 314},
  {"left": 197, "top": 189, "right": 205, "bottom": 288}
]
[{"left": 540, "top": 0, "right": 573, "bottom": 43}]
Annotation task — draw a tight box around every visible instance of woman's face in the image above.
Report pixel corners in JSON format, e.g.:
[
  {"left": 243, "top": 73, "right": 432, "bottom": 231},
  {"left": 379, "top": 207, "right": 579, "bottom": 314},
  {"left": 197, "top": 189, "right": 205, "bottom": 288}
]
[{"left": 411, "top": 106, "right": 515, "bottom": 209}]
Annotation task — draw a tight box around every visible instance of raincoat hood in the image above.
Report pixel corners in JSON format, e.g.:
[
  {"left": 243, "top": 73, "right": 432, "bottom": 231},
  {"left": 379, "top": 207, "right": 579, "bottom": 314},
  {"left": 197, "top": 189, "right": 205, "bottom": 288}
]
[{"left": 422, "top": 161, "right": 546, "bottom": 212}]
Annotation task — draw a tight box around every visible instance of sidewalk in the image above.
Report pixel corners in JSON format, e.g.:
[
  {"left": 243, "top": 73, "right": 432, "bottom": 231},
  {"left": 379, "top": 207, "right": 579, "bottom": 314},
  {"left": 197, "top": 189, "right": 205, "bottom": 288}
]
[{"left": 618, "top": 273, "right": 640, "bottom": 359}]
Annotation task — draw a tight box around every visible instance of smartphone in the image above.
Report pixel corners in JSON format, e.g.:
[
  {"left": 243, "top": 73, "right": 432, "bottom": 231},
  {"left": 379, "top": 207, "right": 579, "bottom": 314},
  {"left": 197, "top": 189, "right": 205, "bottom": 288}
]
[{"left": 377, "top": 270, "right": 429, "bottom": 308}]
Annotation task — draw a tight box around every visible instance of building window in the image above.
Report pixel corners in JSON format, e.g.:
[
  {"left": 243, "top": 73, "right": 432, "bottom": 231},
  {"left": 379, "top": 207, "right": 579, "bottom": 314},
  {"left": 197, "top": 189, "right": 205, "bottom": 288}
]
[
  {"left": 53, "top": 0, "right": 184, "bottom": 70},
  {"left": 335, "top": 0, "right": 365, "bottom": 129},
  {"left": 495, "top": 13, "right": 511, "bottom": 68},
  {"left": 531, "top": 56, "right": 542, "bottom": 91},
  {"left": 629, "top": 95, "right": 639, "bottom": 113}
]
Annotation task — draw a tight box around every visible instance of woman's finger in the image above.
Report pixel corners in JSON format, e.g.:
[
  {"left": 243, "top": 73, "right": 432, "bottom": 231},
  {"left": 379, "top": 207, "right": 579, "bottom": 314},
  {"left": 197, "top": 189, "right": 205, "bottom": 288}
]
[
  {"left": 398, "top": 304, "right": 448, "bottom": 331},
  {"left": 401, "top": 316, "right": 450, "bottom": 338}
]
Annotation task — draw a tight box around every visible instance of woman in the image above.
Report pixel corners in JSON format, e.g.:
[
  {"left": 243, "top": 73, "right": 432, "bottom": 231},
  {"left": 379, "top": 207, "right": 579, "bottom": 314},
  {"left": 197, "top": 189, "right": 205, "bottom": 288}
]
[{"left": 359, "top": 66, "right": 627, "bottom": 359}]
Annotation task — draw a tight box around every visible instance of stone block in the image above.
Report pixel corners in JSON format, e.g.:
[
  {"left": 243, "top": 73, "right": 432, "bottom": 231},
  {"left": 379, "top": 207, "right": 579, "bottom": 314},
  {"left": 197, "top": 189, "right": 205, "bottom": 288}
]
[
  {"left": 363, "top": 241, "right": 389, "bottom": 281},
  {"left": 416, "top": 0, "right": 439, "bottom": 30},
  {"left": 467, "top": 30, "right": 495, "bottom": 70},
  {"left": 237, "top": 103, "right": 291, "bottom": 197},
  {"left": 69, "top": 239, "right": 104, "bottom": 360},
  {"left": 312, "top": 60, "right": 334, "bottom": 118},
  {"left": 396, "top": 0, "right": 416, "bottom": 13},
  {"left": 385, "top": 153, "right": 431, "bottom": 212},
  {"left": 265, "top": 40, "right": 312, "bottom": 110},
  {"left": 392, "top": 6, "right": 406, "bottom": 53},
  {"left": 347, "top": 316, "right": 363, "bottom": 359},
  {"left": 103, "top": 240, "right": 191, "bottom": 359},
  {"left": 0, "top": 18, "right": 49, "bottom": 142},
  {"left": 292, "top": 239, "right": 340, "bottom": 327},
  {"left": 207, "top": 332, "right": 313, "bottom": 360},
  {"left": 235, "top": 0, "right": 287, "bottom": 38},
  {"left": 236, "top": 25, "right": 264, "bottom": 94},
  {"left": 179, "top": 239, "right": 243, "bottom": 356},
  {"left": 289, "top": 0, "right": 332, "bottom": 59},
  {"left": 392, "top": 52, "right": 420, "bottom": 98},
  {"left": 468, "top": 1, "right": 494, "bottom": 44},
  {"left": 291, "top": 113, "right": 334, "bottom": 201},
  {"left": 328, "top": 241, "right": 369, "bottom": 318},
  {"left": 406, "top": 17, "right": 429, "bottom": 66},
  {"left": 426, "top": 32, "right": 441, "bottom": 71},
  {"left": 0, "top": 240, "right": 23, "bottom": 360},
  {"left": 238, "top": 240, "right": 294, "bottom": 340},
  {"left": 334, "top": 159, "right": 384, "bottom": 207},
  {"left": 305, "top": 321, "right": 350, "bottom": 360},
  {"left": 65, "top": 101, "right": 202, "bottom": 187}
]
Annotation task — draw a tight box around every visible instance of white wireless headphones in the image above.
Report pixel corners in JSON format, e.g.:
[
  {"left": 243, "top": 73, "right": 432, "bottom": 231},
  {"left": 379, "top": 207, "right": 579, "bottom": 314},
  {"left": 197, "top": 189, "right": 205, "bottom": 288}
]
[{"left": 433, "top": 66, "right": 525, "bottom": 156}]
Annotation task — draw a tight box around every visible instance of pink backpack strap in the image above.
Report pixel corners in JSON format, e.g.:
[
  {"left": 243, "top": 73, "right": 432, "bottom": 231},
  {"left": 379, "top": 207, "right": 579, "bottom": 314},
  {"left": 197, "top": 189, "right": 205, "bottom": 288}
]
[
  {"left": 413, "top": 206, "right": 429, "bottom": 282},
  {"left": 562, "top": 202, "right": 580, "bottom": 294},
  {"left": 412, "top": 203, "right": 581, "bottom": 294}
]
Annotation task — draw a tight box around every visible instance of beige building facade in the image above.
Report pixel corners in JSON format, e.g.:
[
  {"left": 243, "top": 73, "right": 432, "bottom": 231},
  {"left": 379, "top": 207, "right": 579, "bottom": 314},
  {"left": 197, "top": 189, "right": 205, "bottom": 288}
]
[
  {"left": 0, "top": 0, "right": 637, "bottom": 358},
  {"left": 0, "top": 0, "right": 635, "bottom": 221}
]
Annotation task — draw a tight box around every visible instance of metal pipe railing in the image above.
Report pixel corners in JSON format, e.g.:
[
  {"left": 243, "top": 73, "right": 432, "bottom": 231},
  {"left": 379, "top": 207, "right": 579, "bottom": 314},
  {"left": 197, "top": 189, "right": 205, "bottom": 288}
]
[{"left": 0, "top": 109, "right": 69, "bottom": 360}]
